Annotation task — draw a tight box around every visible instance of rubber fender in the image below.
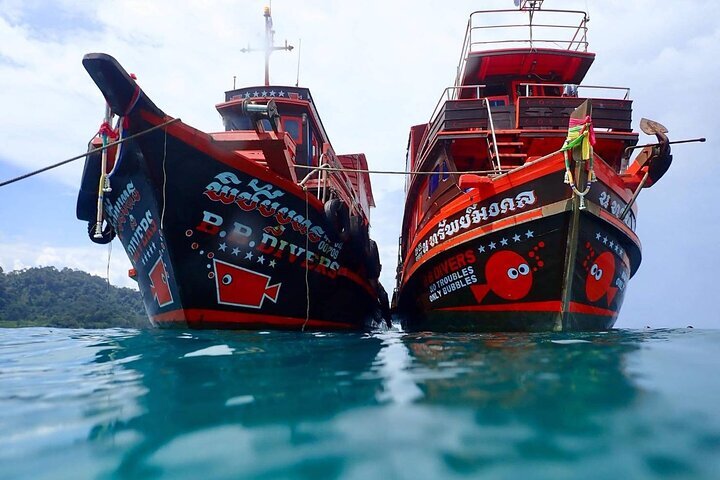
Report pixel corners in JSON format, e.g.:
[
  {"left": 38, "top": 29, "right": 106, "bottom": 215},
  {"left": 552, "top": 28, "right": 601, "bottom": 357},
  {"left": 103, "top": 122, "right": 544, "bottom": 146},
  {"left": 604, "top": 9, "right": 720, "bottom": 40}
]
[
  {"left": 323, "top": 199, "right": 351, "bottom": 242},
  {"left": 88, "top": 220, "right": 116, "bottom": 244},
  {"left": 366, "top": 239, "right": 381, "bottom": 279},
  {"left": 349, "top": 215, "right": 369, "bottom": 253}
]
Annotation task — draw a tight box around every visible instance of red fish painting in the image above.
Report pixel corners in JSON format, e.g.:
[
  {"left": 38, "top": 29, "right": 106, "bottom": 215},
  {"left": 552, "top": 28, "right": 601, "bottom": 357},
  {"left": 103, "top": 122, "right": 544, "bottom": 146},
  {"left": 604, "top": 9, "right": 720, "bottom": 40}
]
[
  {"left": 213, "top": 259, "right": 281, "bottom": 308},
  {"left": 471, "top": 250, "right": 533, "bottom": 302},
  {"left": 149, "top": 257, "right": 174, "bottom": 307},
  {"left": 585, "top": 251, "right": 617, "bottom": 304}
]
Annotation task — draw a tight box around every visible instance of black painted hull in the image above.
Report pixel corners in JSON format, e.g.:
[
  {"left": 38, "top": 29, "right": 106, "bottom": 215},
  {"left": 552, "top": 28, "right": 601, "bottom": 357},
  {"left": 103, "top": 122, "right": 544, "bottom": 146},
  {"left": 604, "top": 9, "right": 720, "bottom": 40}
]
[
  {"left": 77, "top": 54, "right": 384, "bottom": 330},
  {"left": 396, "top": 162, "right": 640, "bottom": 332}
]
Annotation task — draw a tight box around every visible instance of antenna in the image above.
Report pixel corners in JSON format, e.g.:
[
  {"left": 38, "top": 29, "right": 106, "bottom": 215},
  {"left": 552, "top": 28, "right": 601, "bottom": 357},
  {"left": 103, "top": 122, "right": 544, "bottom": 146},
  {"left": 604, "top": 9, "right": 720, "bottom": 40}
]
[
  {"left": 240, "top": 5, "right": 294, "bottom": 86},
  {"left": 295, "top": 39, "right": 302, "bottom": 87}
]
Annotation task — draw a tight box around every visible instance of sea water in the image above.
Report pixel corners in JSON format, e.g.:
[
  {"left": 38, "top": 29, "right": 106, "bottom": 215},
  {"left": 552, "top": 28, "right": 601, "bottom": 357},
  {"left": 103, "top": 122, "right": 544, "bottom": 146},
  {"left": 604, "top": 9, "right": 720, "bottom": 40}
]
[{"left": 0, "top": 327, "right": 718, "bottom": 479}]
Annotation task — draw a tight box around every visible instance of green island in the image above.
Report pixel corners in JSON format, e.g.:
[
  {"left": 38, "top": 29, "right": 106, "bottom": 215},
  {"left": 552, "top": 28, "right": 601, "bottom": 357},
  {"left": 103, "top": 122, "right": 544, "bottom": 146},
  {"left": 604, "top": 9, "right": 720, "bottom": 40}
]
[{"left": 0, "top": 266, "right": 147, "bottom": 328}]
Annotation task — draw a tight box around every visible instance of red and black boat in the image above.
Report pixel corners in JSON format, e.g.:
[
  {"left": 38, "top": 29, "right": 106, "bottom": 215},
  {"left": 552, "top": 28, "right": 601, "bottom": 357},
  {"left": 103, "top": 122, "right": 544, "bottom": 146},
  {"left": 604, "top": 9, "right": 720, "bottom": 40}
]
[
  {"left": 393, "top": 2, "right": 679, "bottom": 332},
  {"left": 76, "top": 8, "right": 389, "bottom": 330}
]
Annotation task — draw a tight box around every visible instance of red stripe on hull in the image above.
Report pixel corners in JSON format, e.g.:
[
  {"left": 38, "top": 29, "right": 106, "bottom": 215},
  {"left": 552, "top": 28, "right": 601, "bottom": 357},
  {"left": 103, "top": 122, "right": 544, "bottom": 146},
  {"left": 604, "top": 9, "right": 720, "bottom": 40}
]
[
  {"left": 437, "top": 300, "right": 562, "bottom": 313},
  {"left": 153, "top": 308, "right": 358, "bottom": 330},
  {"left": 568, "top": 302, "right": 616, "bottom": 317},
  {"left": 437, "top": 301, "right": 615, "bottom": 317},
  {"left": 137, "top": 110, "right": 325, "bottom": 210}
]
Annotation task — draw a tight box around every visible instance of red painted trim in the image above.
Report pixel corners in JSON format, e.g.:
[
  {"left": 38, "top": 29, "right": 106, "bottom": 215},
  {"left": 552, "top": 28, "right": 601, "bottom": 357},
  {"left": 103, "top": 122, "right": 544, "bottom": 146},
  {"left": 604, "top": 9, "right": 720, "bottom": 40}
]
[
  {"left": 337, "top": 268, "right": 377, "bottom": 298},
  {"left": 568, "top": 302, "right": 616, "bottom": 317},
  {"left": 406, "top": 154, "right": 566, "bottom": 258},
  {"left": 402, "top": 206, "right": 549, "bottom": 285},
  {"left": 598, "top": 210, "right": 641, "bottom": 247},
  {"left": 153, "top": 308, "right": 357, "bottom": 330},
  {"left": 136, "top": 110, "right": 325, "bottom": 211},
  {"left": 437, "top": 300, "right": 562, "bottom": 312},
  {"left": 437, "top": 301, "right": 616, "bottom": 317}
]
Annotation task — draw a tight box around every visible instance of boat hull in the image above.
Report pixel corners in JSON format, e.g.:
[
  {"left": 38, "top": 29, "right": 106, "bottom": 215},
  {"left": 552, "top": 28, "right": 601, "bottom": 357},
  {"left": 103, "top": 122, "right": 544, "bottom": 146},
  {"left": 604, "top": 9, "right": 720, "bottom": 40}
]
[
  {"left": 87, "top": 124, "right": 382, "bottom": 330},
  {"left": 396, "top": 164, "right": 640, "bottom": 332}
]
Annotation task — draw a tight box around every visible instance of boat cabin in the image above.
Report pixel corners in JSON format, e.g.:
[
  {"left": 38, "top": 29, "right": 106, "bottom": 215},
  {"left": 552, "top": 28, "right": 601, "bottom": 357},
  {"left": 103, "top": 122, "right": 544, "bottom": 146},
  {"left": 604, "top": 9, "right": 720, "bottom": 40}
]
[{"left": 213, "top": 86, "right": 375, "bottom": 220}]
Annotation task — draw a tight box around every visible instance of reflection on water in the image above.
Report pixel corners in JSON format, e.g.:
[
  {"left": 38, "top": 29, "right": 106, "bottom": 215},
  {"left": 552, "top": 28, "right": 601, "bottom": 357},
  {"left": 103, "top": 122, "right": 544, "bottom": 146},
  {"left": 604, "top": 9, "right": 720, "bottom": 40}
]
[
  {"left": 403, "top": 331, "right": 640, "bottom": 430},
  {"left": 0, "top": 327, "right": 719, "bottom": 479}
]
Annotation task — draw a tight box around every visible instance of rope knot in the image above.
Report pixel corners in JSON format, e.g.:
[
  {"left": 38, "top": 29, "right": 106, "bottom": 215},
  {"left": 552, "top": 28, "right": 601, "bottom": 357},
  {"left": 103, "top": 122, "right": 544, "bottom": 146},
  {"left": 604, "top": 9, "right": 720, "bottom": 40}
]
[{"left": 98, "top": 121, "right": 119, "bottom": 140}]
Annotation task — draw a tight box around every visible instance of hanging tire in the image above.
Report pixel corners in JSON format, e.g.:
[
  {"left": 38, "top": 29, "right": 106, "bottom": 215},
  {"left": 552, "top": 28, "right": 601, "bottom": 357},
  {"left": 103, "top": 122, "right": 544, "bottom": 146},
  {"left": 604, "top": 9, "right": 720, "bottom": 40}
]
[
  {"left": 349, "top": 215, "right": 369, "bottom": 253},
  {"left": 378, "top": 283, "right": 392, "bottom": 327},
  {"left": 88, "top": 220, "right": 116, "bottom": 244},
  {"left": 365, "top": 239, "right": 381, "bottom": 279},
  {"left": 323, "top": 199, "right": 350, "bottom": 242}
]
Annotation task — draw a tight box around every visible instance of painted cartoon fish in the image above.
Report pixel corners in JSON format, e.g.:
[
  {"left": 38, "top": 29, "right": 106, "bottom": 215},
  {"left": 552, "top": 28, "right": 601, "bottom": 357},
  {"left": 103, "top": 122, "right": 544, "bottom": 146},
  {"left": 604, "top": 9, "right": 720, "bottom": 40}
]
[
  {"left": 471, "top": 250, "right": 533, "bottom": 302},
  {"left": 148, "top": 257, "right": 173, "bottom": 307},
  {"left": 213, "top": 259, "right": 281, "bottom": 308},
  {"left": 585, "top": 251, "right": 617, "bottom": 304}
]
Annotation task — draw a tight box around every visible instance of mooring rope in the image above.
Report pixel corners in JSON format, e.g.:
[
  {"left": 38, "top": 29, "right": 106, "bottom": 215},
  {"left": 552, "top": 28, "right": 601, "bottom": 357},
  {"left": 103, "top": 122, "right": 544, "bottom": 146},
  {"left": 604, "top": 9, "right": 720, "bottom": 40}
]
[
  {"left": 302, "top": 186, "right": 311, "bottom": 332},
  {"left": 161, "top": 127, "right": 168, "bottom": 229},
  {"left": 0, "top": 118, "right": 181, "bottom": 189}
]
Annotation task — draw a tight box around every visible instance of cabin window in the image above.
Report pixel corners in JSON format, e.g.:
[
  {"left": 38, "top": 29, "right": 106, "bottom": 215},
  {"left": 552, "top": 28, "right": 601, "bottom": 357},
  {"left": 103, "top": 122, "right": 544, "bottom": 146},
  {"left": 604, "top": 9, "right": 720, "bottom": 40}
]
[
  {"left": 222, "top": 112, "right": 253, "bottom": 131},
  {"left": 486, "top": 95, "right": 509, "bottom": 107},
  {"left": 282, "top": 117, "right": 303, "bottom": 144}
]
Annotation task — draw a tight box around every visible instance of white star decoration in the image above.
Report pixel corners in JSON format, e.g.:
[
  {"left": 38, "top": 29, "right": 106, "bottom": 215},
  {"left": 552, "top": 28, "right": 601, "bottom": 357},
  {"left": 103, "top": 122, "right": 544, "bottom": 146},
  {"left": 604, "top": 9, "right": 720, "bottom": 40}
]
[
  {"left": 269, "top": 90, "right": 276, "bottom": 96},
  {"left": 477, "top": 228, "right": 538, "bottom": 253},
  {"left": 595, "top": 232, "right": 625, "bottom": 258},
  {"left": 269, "top": 260, "right": 276, "bottom": 268},
  {"left": 232, "top": 247, "right": 240, "bottom": 256},
  {"left": 278, "top": 91, "right": 285, "bottom": 97},
  {"left": 245, "top": 251, "right": 253, "bottom": 260},
  {"left": 218, "top": 242, "right": 227, "bottom": 251},
  {"left": 257, "top": 255, "right": 265, "bottom": 265}
]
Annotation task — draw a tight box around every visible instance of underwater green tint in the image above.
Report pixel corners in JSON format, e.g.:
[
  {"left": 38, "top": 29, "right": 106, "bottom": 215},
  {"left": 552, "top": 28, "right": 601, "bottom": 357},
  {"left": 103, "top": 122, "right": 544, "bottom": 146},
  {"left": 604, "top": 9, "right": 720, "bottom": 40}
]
[{"left": 1, "top": 327, "right": 718, "bottom": 479}]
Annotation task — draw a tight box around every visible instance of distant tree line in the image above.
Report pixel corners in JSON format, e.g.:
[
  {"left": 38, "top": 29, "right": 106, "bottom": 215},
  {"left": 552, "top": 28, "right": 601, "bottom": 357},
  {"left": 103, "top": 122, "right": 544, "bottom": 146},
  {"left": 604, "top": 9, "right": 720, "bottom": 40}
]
[{"left": 0, "top": 266, "right": 148, "bottom": 328}]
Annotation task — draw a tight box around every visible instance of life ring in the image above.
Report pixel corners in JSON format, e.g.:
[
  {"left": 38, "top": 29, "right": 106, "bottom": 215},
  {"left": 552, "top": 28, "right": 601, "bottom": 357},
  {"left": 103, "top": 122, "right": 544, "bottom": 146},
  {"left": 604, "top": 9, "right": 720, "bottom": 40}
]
[
  {"left": 365, "top": 239, "right": 381, "bottom": 279},
  {"left": 323, "top": 199, "right": 350, "bottom": 242},
  {"left": 88, "top": 220, "right": 116, "bottom": 244}
]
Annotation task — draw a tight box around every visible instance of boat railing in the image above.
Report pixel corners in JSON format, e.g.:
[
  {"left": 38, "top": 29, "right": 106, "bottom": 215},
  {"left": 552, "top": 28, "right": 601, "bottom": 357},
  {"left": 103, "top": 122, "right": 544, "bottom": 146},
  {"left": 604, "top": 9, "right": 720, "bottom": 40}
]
[
  {"left": 416, "top": 84, "right": 486, "bottom": 167},
  {"left": 518, "top": 82, "right": 631, "bottom": 100},
  {"left": 455, "top": 8, "right": 589, "bottom": 87},
  {"left": 484, "top": 99, "right": 502, "bottom": 172}
]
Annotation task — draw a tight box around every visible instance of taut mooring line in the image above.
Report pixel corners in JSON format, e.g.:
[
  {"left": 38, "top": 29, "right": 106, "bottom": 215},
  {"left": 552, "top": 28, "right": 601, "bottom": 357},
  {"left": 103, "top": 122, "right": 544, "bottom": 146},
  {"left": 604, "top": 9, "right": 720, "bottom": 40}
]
[{"left": 0, "top": 118, "right": 181, "bottom": 188}]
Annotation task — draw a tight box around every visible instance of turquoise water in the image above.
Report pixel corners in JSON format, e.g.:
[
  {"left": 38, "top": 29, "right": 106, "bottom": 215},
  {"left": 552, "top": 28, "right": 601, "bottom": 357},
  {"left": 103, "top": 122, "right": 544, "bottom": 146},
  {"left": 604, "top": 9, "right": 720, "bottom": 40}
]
[{"left": 1, "top": 328, "right": 718, "bottom": 479}]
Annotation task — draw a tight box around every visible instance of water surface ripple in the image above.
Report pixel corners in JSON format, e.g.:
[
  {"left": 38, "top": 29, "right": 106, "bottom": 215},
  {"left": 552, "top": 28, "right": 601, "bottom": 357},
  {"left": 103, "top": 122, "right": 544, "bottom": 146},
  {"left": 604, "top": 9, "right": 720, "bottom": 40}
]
[{"left": 1, "top": 327, "right": 718, "bottom": 479}]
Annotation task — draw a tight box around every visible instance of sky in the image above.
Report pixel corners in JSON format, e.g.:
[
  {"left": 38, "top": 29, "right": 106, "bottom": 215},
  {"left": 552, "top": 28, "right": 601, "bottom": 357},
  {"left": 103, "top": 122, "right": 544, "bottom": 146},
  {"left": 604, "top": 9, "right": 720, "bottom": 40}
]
[{"left": 0, "top": 0, "right": 717, "bottom": 328}]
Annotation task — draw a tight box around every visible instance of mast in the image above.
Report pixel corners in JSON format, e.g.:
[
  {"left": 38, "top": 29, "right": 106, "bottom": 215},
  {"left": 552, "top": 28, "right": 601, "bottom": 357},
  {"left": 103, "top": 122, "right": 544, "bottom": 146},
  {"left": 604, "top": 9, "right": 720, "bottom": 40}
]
[{"left": 241, "top": 6, "right": 294, "bottom": 86}]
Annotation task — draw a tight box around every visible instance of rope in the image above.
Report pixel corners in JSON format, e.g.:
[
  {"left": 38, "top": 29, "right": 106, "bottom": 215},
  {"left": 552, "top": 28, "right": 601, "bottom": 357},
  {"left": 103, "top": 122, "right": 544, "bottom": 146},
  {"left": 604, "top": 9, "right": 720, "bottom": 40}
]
[
  {"left": 161, "top": 127, "right": 168, "bottom": 229},
  {"left": 561, "top": 117, "right": 597, "bottom": 209},
  {"left": 293, "top": 164, "right": 508, "bottom": 177},
  {"left": 302, "top": 186, "right": 310, "bottom": 331},
  {"left": 106, "top": 241, "right": 113, "bottom": 291},
  {"left": 0, "top": 117, "right": 181, "bottom": 188}
]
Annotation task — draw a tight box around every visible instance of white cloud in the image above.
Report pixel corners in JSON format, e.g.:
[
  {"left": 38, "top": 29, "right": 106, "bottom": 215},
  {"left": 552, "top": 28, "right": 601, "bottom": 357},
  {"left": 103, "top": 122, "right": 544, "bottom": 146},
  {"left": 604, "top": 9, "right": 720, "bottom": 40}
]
[{"left": 1, "top": 0, "right": 718, "bottom": 327}]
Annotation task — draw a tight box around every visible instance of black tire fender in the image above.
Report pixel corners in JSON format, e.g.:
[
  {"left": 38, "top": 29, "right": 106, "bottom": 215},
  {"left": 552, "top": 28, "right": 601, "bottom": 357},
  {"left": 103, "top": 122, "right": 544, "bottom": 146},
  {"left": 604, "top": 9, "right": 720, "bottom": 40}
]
[
  {"left": 323, "top": 199, "right": 351, "bottom": 242},
  {"left": 88, "top": 220, "right": 116, "bottom": 244}
]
